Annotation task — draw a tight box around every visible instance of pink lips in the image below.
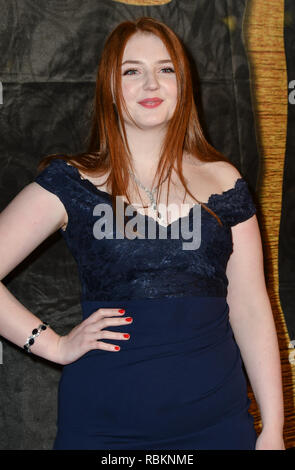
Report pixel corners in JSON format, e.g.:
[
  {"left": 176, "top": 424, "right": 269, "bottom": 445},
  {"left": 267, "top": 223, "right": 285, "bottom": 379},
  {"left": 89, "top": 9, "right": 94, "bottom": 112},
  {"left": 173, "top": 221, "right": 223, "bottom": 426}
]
[{"left": 138, "top": 98, "right": 163, "bottom": 108}]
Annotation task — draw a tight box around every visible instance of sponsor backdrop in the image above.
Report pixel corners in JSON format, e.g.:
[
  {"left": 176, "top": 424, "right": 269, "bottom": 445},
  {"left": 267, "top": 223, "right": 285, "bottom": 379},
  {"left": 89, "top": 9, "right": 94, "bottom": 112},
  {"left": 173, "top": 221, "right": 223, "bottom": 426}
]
[{"left": 0, "top": 0, "right": 293, "bottom": 449}]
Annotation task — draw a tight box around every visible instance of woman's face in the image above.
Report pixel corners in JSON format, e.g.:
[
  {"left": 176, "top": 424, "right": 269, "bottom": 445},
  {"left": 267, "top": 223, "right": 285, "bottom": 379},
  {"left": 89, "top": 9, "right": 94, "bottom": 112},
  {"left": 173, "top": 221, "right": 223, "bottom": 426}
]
[{"left": 118, "top": 32, "right": 177, "bottom": 131}]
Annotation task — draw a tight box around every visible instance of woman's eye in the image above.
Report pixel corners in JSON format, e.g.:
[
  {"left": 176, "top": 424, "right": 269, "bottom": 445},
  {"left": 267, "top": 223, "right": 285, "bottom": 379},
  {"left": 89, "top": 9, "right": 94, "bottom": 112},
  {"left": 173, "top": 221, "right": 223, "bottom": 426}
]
[
  {"left": 123, "top": 67, "right": 175, "bottom": 76},
  {"left": 123, "top": 69, "right": 138, "bottom": 76},
  {"left": 161, "top": 67, "right": 175, "bottom": 73}
]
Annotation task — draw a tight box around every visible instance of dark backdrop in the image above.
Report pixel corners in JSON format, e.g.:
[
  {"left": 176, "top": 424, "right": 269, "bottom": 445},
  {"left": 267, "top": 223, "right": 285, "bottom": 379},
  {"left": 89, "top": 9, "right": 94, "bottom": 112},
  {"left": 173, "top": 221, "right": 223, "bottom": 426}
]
[{"left": 280, "top": 0, "right": 295, "bottom": 345}]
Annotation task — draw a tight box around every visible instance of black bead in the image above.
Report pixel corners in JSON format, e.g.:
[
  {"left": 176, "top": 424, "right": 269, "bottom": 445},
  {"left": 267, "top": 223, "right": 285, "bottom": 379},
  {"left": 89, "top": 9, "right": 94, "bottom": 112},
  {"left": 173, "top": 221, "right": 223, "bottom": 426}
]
[
  {"left": 32, "top": 328, "right": 38, "bottom": 335},
  {"left": 43, "top": 321, "right": 49, "bottom": 326},
  {"left": 41, "top": 325, "right": 47, "bottom": 330},
  {"left": 29, "top": 338, "right": 34, "bottom": 345}
]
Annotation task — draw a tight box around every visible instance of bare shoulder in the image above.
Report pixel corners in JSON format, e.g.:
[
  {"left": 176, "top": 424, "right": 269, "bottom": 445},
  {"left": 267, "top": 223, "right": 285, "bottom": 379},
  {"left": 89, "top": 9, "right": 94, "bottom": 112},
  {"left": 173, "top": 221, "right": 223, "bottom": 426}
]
[
  {"left": 0, "top": 183, "right": 67, "bottom": 280},
  {"left": 182, "top": 155, "right": 243, "bottom": 202}
]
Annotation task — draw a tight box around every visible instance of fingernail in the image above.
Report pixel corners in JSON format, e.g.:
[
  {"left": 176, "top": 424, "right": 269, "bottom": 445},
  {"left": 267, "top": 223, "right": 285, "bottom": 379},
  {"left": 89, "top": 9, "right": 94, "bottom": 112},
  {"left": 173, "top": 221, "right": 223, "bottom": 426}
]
[
  {"left": 125, "top": 317, "right": 132, "bottom": 322},
  {"left": 118, "top": 309, "right": 125, "bottom": 314}
]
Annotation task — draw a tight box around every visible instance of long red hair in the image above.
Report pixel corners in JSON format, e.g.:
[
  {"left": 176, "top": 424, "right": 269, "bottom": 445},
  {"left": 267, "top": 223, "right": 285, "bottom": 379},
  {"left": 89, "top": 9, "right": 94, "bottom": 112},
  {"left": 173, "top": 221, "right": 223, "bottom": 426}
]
[{"left": 37, "top": 16, "right": 235, "bottom": 225}]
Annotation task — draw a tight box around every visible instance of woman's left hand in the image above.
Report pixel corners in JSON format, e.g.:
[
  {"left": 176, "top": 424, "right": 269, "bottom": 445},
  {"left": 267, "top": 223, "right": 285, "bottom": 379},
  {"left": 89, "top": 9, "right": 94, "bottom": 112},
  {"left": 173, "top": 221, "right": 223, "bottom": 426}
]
[{"left": 255, "top": 428, "right": 285, "bottom": 450}]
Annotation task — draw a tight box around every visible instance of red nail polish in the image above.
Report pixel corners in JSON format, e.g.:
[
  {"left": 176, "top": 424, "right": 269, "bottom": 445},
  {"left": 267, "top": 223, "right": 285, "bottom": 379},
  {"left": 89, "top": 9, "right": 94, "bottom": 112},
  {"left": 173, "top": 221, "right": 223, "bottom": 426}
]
[
  {"left": 118, "top": 309, "right": 125, "bottom": 314},
  {"left": 114, "top": 346, "right": 120, "bottom": 350},
  {"left": 125, "top": 317, "right": 132, "bottom": 322},
  {"left": 123, "top": 334, "right": 130, "bottom": 338}
]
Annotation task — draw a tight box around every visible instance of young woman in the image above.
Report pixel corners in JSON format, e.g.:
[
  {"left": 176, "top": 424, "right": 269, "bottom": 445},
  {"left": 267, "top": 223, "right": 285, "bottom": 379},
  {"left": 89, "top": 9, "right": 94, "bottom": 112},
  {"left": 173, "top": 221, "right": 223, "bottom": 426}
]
[{"left": 0, "top": 17, "right": 285, "bottom": 450}]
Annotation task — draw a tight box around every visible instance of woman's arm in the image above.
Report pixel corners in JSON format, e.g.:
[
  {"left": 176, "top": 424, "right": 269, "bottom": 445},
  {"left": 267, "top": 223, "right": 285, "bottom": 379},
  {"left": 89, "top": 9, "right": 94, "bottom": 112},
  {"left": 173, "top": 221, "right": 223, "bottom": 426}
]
[
  {"left": 0, "top": 182, "right": 67, "bottom": 363},
  {"left": 226, "top": 213, "right": 285, "bottom": 446}
]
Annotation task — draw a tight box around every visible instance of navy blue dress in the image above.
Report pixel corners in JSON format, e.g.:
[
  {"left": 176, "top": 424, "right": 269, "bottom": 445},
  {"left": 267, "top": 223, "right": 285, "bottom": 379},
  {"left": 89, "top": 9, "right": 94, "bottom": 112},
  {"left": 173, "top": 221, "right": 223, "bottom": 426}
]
[{"left": 34, "top": 158, "right": 258, "bottom": 450}]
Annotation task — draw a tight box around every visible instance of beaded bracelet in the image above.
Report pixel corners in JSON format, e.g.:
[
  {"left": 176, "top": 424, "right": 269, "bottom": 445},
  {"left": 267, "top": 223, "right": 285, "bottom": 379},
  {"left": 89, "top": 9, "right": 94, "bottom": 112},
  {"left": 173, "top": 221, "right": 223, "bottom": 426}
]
[{"left": 23, "top": 321, "right": 49, "bottom": 353}]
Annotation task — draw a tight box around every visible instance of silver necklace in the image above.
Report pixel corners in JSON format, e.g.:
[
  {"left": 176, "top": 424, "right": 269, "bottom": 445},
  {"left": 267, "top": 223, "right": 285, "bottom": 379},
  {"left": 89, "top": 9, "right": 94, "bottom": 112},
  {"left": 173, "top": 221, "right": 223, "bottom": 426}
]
[{"left": 127, "top": 168, "right": 170, "bottom": 220}]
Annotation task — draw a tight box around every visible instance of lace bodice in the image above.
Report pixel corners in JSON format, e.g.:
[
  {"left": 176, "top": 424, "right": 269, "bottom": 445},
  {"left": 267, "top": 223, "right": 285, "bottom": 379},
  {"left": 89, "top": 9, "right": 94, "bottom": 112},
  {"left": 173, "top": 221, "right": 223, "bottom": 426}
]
[{"left": 34, "top": 158, "right": 257, "bottom": 301}]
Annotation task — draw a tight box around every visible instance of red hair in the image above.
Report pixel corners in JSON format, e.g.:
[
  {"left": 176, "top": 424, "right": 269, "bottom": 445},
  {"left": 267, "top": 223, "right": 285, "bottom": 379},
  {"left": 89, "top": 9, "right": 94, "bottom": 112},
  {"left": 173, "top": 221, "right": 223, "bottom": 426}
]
[{"left": 38, "top": 16, "right": 236, "bottom": 226}]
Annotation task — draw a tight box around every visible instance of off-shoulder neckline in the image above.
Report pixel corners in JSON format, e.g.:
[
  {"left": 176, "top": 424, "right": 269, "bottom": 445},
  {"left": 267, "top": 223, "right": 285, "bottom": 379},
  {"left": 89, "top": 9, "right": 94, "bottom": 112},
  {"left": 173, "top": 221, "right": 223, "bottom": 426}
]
[{"left": 56, "top": 158, "right": 245, "bottom": 229}]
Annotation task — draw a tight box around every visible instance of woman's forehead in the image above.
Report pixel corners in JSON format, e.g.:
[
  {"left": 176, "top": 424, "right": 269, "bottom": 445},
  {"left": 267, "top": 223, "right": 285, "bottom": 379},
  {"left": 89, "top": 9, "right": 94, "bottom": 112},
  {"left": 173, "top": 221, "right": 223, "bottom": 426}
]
[{"left": 122, "top": 32, "right": 170, "bottom": 61}]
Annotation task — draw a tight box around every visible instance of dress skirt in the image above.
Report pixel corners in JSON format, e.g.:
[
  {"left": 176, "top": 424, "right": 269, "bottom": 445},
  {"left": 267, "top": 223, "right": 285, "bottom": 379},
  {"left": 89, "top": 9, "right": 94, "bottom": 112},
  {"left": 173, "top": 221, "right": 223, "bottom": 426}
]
[{"left": 53, "top": 296, "right": 257, "bottom": 450}]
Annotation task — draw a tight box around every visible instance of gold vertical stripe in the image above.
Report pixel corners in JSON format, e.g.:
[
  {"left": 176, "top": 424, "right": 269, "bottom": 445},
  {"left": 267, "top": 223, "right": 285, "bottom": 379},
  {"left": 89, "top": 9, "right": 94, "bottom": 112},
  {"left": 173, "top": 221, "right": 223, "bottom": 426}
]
[
  {"left": 112, "top": 0, "right": 172, "bottom": 5},
  {"left": 244, "top": 0, "right": 294, "bottom": 448},
  {"left": 112, "top": 0, "right": 294, "bottom": 446}
]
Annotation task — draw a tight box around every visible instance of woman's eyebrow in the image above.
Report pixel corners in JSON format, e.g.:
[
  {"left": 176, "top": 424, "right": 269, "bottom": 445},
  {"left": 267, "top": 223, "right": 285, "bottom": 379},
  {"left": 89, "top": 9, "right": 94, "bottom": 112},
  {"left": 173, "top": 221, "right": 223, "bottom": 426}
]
[{"left": 121, "top": 59, "right": 173, "bottom": 65}]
